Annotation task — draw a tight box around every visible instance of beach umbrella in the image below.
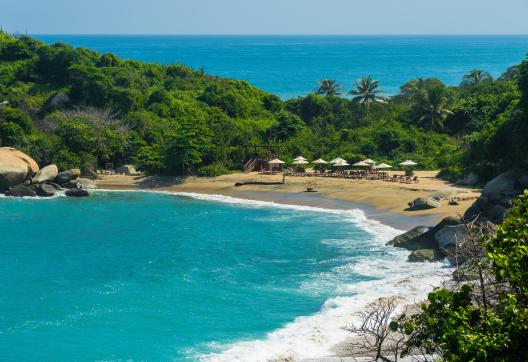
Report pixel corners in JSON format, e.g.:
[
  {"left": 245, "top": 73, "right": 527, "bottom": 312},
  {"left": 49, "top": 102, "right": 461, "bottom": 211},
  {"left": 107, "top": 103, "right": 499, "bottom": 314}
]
[
  {"left": 312, "top": 158, "right": 329, "bottom": 164},
  {"left": 399, "top": 160, "right": 418, "bottom": 166},
  {"left": 375, "top": 163, "right": 393, "bottom": 169},
  {"left": 268, "top": 158, "right": 285, "bottom": 164},
  {"left": 292, "top": 159, "right": 309, "bottom": 165},
  {"left": 293, "top": 156, "right": 307, "bottom": 162},
  {"left": 330, "top": 157, "right": 346, "bottom": 164},
  {"left": 353, "top": 161, "right": 370, "bottom": 167},
  {"left": 363, "top": 158, "right": 376, "bottom": 164},
  {"left": 333, "top": 159, "right": 350, "bottom": 167}
]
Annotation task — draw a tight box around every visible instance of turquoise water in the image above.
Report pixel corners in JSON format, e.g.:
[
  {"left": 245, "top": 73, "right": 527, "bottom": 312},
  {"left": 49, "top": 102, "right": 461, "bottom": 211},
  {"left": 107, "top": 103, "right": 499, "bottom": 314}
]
[
  {"left": 34, "top": 35, "right": 528, "bottom": 98},
  {"left": 0, "top": 191, "right": 443, "bottom": 361}
]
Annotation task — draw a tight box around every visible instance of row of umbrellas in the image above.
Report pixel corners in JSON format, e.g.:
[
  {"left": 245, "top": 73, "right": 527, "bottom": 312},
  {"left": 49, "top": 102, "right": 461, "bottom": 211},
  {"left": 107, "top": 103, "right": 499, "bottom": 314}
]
[{"left": 268, "top": 156, "right": 418, "bottom": 169}]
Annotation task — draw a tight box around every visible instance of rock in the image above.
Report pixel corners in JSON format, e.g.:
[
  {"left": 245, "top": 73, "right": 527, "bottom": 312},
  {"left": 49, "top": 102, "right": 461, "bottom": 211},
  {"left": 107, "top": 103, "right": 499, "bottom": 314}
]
[
  {"left": 519, "top": 173, "right": 528, "bottom": 190},
  {"left": 65, "top": 188, "right": 89, "bottom": 197},
  {"left": 32, "top": 164, "right": 58, "bottom": 184},
  {"left": 485, "top": 204, "right": 508, "bottom": 224},
  {"left": 475, "top": 195, "right": 491, "bottom": 211},
  {"left": 0, "top": 148, "right": 38, "bottom": 192},
  {"left": 461, "top": 172, "right": 480, "bottom": 186},
  {"left": 386, "top": 226, "right": 431, "bottom": 247},
  {"left": 46, "top": 182, "right": 63, "bottom": 191},
  {"left": 61, "top": 180, "right": 79, "bottom": 189},
  {"left": 408, "top": 249, "right": 436, "bottom": 263},
  {"left": 434, "top": 225, "right": 469, "bottom": 252},
  {"left": 82, "top": 168, "right": 98, "bottom": 180},
  {"left": 463, "top": 204, "right": 482, "bottom": 222},
  {"left": 389, "top": 217, "right": 460, "bottom": 252},
  {"left": 48, "top": 93, "right": 70, "bottom": 109},
  {"left": 498, "top": 197, "right": 514, "bottom": 209},
  {"left": 453, "top": 268, "right": 481, "bottom": 282},
  {"left": 5, "top": 184, "right": 36, "bottom": 197},
  {"left": 408, "top": 197, "right": 441, "bottom": 210},
  {"left": 428, "top": 189, "right": 458, "bottom": 201},
  {"left": 115, "top": 164, "right": 138, "bottom": 175},
  {"left": 36, "top": 184, "right": 56, "bottom": 197},
  {"left": 55, "top": 169, "right": 81, "bottom": 185},
  {"left": 77, "top": 178, "right": 96, "bottom": 189},
  {"left": 482, "top": 170, "right": 519, "bottom": 203}
]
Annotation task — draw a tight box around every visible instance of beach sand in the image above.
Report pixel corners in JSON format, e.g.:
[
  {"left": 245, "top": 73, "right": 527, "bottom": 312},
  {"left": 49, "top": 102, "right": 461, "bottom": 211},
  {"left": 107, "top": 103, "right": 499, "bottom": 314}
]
[{"left": 92, "top": 170, "right": 479, "bottom": 228}]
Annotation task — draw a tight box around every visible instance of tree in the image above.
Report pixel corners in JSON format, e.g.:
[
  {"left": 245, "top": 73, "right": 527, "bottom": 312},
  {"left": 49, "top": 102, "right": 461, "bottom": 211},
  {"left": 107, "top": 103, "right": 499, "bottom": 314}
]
[
  {"left": 315, "top": 79, "right": 342, "bottom": 97},
  {"left": 413, "top": 84, "right": 453, "bottom": 131},
  {"left": 349, "top": 75, "right": 384, "bottom": 114},
  {"left": 461, "top": 70, "right": 493, "bottom": 86}
]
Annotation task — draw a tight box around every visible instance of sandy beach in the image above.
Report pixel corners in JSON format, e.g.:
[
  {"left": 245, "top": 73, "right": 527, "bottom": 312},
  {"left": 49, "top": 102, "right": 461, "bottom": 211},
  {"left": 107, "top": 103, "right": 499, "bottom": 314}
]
[{"left": 93, "top": 170, "right": 479, "bottom": 228}]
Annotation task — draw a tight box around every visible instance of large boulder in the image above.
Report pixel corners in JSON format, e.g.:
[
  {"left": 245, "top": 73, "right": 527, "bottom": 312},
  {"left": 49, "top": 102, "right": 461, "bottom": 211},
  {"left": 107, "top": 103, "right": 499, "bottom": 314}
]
[
  {"left": 463, "top": 204, "right": 482, "bottom": 222},
  {"left": 65, "top": 188, "right": 89, "bottom": 197},
  {"left": 485, "top": 204, "right": 509, "bottom": 224},
  {"left": 408, "top": 249, "right": 436, "bottom": 263},
  {"left": 32, "top": 164, "right": 58, "bottom": 184},
  {"left": 389, "top": 217, "right": 460, "bottom": 252},
  {"left": 434, "top": 224, "right": 469, "bottom": 251},
  {"left": 460, "top": 172, "right": 480, "bottom": 187},
  {"left": 5, "top": 184, "right": 36, "bottom": 197},
  {"left": 481, "top": 170, "right": 521, "bottom": 203},
  {"left": 54, "top": 169, "right": 81, "bottom": 185},
  {"left": 115, "top": 164, "right": 138, "bottom": 175},
  {"left": 0, "top": 148, "right": 38, "bottom": 192},
  {"left": 386, "top": 226, "right": 431, "bottom": 248},
  {"left": 519, "top": 172, "right": 528, "bottom": 190},
  {"left": 36, "top": 184, "right": 56, "bottom": 197},
  {"left": 408, "top": 197, "right": 441, "bottom": 210}
]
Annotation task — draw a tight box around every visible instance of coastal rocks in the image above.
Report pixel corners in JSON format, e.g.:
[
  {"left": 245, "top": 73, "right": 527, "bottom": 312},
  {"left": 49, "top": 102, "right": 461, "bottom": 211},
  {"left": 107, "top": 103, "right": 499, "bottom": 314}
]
[
  {"left": 65, "top": 188, "right": 89, "bottom": 197},
  {"left": 116, "top": 164, "right": 138, "bottom": 175},
  {"left": 408, "top": 249, "right": 436, "bottom": 263},
  {"left": 82, "top": 168, "right": 98, "bottom": 180},
  {"left": 408, "top": 197, "right": 441, "bottom": 210},
  {"left": 5, "top": 184, "right": 36, "bottom": 197},
  {"left": 463, "top": 170, "right": 527, "bottom": 225},
  {"left": 0, "top": 148, "right": 39, "bottom": 192},
  {"left": 458, "top": 172, "right": 480, "bottom": 187},
  {"left": 36, "top": 184, "right": 56, "bottom": 197},
  {"left": 32, "top": 164, "right": 58, "bottom": 184},
  {"left": 386, "top": 226, "right": 431, "bottom": 249},
  {"left": 54, "top": 169, "right": 81, "bottom": 185},
  {"left": 434, "top": 225, "right": 469, "bottom": 251}
]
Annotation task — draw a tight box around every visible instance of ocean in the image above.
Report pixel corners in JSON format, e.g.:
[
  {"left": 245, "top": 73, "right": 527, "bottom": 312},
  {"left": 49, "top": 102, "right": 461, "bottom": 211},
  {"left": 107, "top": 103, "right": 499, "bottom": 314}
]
[
  {"left": 0, "top": 191, "right": 447, "bottom": 361},
  {"left": 34, "top": 35, "right": 528, "bottom": 98}
]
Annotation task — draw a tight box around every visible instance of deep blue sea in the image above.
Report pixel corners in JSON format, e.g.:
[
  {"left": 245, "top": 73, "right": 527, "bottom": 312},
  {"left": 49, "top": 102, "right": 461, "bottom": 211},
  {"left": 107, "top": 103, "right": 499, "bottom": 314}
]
[
  {"left": 0, "top": 191, "right": 445, "bottom": 361},
  {"left": 35, "top": 35, "right": 528, "bottom": 98}
]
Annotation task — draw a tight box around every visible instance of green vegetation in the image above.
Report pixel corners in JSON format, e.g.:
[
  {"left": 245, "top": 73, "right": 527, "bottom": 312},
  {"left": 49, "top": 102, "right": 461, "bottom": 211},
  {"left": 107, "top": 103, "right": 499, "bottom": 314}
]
[
  {"left": 394, "top": 191, "right": 528, "bottom": 360},
  {"left": 0, "top": 32, "right": 527, "bottom": 182}
]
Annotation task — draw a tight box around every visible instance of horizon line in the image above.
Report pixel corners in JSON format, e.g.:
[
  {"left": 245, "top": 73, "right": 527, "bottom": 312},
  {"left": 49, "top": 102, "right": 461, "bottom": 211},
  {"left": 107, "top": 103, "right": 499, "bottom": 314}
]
[{"left": 24, "top": 33, "right": 528, "bottom": 37}]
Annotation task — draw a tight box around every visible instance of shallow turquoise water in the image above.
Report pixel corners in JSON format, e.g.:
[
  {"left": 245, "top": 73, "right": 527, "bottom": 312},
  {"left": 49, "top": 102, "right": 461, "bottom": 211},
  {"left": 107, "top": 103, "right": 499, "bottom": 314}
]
[
  {"left": 0, "top": 191, "right": 415, "bottom": 361},
  {"left": 34, "top": 35, "right": 528, "bottom": 98}
]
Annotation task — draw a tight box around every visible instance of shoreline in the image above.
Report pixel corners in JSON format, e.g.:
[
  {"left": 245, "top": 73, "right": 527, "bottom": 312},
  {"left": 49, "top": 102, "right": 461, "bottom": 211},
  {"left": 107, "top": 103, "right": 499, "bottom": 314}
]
[
  {"left": 89, "top": 172, "right": 458, "bottom": 360},
  {"left": 91, "top": 170, "right": 479, "bottom": 230}
]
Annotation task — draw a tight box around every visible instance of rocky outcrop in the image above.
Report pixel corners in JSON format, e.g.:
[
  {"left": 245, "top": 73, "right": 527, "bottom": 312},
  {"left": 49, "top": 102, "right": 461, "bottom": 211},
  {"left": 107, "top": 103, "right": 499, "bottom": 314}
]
[
  {"left": 0, "top": 148, "right": 38, "bottom": 192},
  {"left": 36, "top": 184, "right": 56, "bottom": 197},
  {"left": 434, "top": 224, "right": 469, "bottom": 252},
  {"left": 408, "top": 249, "right": 436, "bottom": 262},
  {"left": 54, "top": 169, "right": 81, "bottom": 185},
  {"left": 386, "top": 226, "right": 431, "bottom": 249},
  {"left": 116, "top": 164, "right": 138, "bottom": 175},
  {"left": 65, "top": 188, "right": 89, "bottom": 197},
  {"left": 408, "top": 197, "right": 441, "bottom": 210},
  {"left": 32, "top": 164, "right": 58, "bottom": 184},
  {"left": 5, "top": 184, "right": 36, "bottom": 197},
  {"left": 463, "top": 169, "right": 527, "bottom": 224}
]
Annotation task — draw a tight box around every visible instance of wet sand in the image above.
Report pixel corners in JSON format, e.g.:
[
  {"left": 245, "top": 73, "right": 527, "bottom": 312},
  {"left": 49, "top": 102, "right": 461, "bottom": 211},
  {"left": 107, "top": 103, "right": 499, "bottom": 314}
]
[{"left": 92, "top": 170, "right": 479, "bottom": 228}]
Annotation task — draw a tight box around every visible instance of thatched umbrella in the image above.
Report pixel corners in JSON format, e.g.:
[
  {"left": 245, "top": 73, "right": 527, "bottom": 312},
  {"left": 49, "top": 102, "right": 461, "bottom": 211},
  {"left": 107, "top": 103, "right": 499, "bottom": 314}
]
[{"left": 375, "top": 163, "right": 393, "bottom": 169}]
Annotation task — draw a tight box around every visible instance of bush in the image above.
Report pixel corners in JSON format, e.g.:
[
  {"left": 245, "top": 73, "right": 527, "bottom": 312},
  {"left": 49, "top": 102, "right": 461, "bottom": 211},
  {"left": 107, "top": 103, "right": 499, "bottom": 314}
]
[{"left": 196, "top": 163, "right": 229, "bottom": 177}]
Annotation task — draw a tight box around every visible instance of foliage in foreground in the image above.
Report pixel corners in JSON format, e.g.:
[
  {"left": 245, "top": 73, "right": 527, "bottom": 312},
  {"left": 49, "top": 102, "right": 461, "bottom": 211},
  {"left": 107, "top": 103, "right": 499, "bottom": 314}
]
[{"left": 394, "top": 191, "right": 528, "bottom": 361}]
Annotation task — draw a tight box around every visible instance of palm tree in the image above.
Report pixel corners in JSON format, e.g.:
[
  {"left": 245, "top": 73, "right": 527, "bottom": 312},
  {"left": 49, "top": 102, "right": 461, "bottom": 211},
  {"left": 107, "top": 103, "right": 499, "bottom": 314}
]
[
  {"left": 315, "top": 80, "right": 342, "bottom": 97},
  {"left": 349, "top": 75, "right": 384, "bottom": 114},
  {"left": 414, "top": 85, "right": 453, "bottom": 131},
  {"left": 461, "top": 70, "right": 493, "bottom": 86}
]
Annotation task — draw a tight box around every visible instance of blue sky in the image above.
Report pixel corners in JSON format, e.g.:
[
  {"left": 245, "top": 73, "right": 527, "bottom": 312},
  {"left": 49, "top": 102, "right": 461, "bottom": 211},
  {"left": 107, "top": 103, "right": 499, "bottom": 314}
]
[{"left": 3, "top": 0, "right": 528, "bottom": 35}]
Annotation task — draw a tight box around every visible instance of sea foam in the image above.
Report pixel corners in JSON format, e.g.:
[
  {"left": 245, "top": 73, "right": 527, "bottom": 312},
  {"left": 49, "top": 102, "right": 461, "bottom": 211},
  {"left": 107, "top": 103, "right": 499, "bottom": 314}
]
[{"left": 95, "top": 190, "right": 448, "bottom": 362}]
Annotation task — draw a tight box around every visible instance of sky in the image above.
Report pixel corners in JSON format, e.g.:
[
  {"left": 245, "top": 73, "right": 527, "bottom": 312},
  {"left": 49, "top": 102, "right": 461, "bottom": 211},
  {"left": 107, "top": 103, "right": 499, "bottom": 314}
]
[{"left": 3, "top": 0, "right": 528, "bottom": 35}]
